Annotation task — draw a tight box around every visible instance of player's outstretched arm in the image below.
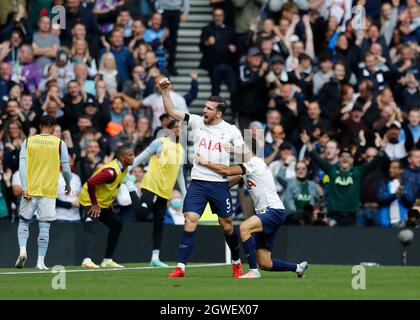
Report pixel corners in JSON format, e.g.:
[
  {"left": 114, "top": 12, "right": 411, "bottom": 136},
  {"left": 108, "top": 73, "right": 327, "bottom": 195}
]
[
  {"left": 131, "top": 139, "right": 162, "bottom": 168},
  {"left": 228, "top": 176, "right": 243, "bottom": 188},
  {"left": 196, "top": 154, "right": 244, "bottom": 176},
  {"left": 60, "top": 141, "right": 72, "bottom": 195},
  {"left": 159, "top": 76, "right": 186, "bottom": 121}
]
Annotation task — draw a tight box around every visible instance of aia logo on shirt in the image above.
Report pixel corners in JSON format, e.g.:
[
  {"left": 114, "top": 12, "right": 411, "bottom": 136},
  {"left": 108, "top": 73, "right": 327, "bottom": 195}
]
[
  {"left": 198, "top": 138, "right": 222, "bottom": 152},
  {"left": 246, "top": 180, "right": 256, "bottom": 190}
]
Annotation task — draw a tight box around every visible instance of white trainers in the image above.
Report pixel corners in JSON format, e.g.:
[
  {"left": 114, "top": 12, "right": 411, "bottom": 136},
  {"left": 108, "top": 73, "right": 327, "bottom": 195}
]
[
  {"left": 36, "top": 264, "right": 49, "bottom": 270},
  {"left": 15, "top": 255, "right": 27, "bottom": 269},
  {"left": 100, "top": 260, "right": 124, "bottom": 268},
  {"left": 239, "top": 270, "right": 261, "bottom": 279},
  {"left": 296, "top": 261, "right": 309, "bottom": 278}
]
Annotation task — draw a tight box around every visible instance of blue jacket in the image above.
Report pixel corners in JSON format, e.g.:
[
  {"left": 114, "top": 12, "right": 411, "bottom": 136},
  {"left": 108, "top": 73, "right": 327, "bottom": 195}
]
[
  {"left": 377, "top": 179, "right": 416, "bottom": 227},
  {"left": 99, "top": 47, "right": 135, "bottom": 82}
]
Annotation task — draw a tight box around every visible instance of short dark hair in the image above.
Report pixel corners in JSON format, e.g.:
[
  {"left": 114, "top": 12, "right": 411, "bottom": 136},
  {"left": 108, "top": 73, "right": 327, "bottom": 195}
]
[
  {"left": 298, "top": 53, "right": 311, "bottom": 63},
  {"left": 7, "top": 98, "right": 20, "bottom": 107},
  {"left": 39, "top": 115, "right": 56, "bottom": 128},
  {"left": 115, "top": 145, "right": 133, "bottom": 159},
  {"left": 389, "top": 160, "right": 403, "bottom": 169},
  {"left": 67, "top": 80, "right": 79, "bottom": 87},
  {"left": 78, "top": 114, "right": 93, "bottom": 122},
  {"left": 208, "top": 96, "right": 228, "bottom": 114},
  {"left": 21, "top": 90, "right": 32, "bottom": 97}
]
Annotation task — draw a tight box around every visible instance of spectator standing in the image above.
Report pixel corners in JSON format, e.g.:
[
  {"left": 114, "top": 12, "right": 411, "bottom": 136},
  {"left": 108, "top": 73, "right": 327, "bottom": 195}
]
[
  {"left": 0, "top": 62, "right": 14, "bottom": 101},
  {"left": 232, "top": 0, "right": 265, "bottom": 54},
  {"left": 100, "top": 29, "right": 135, "bottom": 82},
  {"left": 14, "top": 45, "right": 42, "bottom": 94},
  {"left": 236, "top": 47, "right": 269, "bottom": 132},
  {"left": 32, "top": 15, "right": 60, "bottom": 71},
  {"left": 143, "top": 13, "right": 170, "bottom": 73},
  {"left": 199, "top": 8, "right": 237, "bottom": 98},
  {"left": 98, "top": 52, "right": 122, "bottom": 98},
  {"left": 377, "top": 160, "right": 416, "bottom": 227},
  {"left": 402, "top": 149, "right": 420, "bottom": 200},
  {"left": 141, "top": 78, "right": 188, "bottom": 132},
  {"left": 156, "top": 0, "right": 190, "bottom": 76},
  {"left": 71, "top": 39, "right": 98, "bottom": 78},
  {"left": 61, "top": 0, "right": 99, "bottom": 57},
  {"left": 278, "top": 161, "right": 322, "bottom": 225},
  {"left": 357, "top": 145, "right": 383, "bottom": 227},
  {"left": 301, "top": 130, "right": 385, "bottom": 226}
]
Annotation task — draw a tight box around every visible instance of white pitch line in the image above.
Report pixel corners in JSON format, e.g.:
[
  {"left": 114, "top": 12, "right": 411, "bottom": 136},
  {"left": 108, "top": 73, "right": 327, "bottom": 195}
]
[{"left": 0, "top": 263, "right": 228, "bottom": 276}]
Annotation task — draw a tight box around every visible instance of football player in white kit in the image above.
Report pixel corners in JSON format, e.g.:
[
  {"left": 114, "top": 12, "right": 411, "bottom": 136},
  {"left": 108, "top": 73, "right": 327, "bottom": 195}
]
[
  {"left": 196, "top": 139, "right": 309, "bottom": 279},
  {"left": 158, "top": 76, "right": 245, "bottom": 278}
]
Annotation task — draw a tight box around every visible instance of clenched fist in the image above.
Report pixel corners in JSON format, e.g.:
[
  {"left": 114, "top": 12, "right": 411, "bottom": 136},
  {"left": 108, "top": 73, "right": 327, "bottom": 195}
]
[{"left": 158, "top": 76, "right": 171, "bottom": 90}]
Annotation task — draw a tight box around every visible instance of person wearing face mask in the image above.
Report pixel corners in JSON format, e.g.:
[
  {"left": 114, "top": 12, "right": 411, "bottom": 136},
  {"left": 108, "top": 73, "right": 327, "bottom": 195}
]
[
  {"left": 277, "top": 161, "right": 322, "bottom": 225},
  {"left": 164, "top": 190, "right": 185, "bottom": 225}
]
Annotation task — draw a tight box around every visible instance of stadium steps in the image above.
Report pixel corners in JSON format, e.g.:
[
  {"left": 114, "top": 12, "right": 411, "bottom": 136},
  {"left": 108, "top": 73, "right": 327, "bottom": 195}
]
[
  {"left": 173, "top": 0, "right": 232, "bottom": 122},
  {"left": 172, "top": 0, "right": 239, "bottom": 212}
]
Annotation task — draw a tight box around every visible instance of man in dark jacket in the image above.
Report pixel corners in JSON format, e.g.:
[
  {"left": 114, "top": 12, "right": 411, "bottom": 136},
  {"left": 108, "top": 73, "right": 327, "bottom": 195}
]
[
  {"left": 318, "top": 61, "right": 347, "bottom": 121},
  {"left": 60, "top": 0, "right": 99, "bottom": 57},
  {"left": 235, "top": 47, "right": 268, "bottom": 133},
  {"left": 199, "top": 8, "right": 237, "bottom": 98}
]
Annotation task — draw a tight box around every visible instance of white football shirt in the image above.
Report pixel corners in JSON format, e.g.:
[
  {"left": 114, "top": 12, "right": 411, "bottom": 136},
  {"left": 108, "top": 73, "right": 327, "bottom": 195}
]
[
  {"left": 56, "top": 172, "right": 82, "bottom": 221},
  {"left": 143, "top": 91, "right": 189, "bottom": 131},
  {"left": 188, "top": 114, "right": 244, "bottom": 182},
  {"left": 242, "top": 156, "right": 285, "bottom": 211}
]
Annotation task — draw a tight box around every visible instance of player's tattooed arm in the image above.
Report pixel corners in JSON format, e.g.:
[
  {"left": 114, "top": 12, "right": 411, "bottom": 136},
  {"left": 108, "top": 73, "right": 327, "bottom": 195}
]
[{"left": 195, "top": 154, "right": 245, "bottom": 176}]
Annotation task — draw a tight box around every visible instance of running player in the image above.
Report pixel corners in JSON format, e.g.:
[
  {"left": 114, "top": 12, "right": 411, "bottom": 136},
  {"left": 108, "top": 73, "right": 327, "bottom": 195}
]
[
  {"left": 15, "top": 115, "right": 72, "bottom": 270},
  {"left": 196, "top": 139, "right": 309, "bottom": 278},
  {"left": 158, "top": 76, "right": 245, "bottom": 278},
  {"left": 78, "top": 146, "right": 134, "bottom": 269},
  {"left": 129, "top": 119, "right": 186, "bottom": 267}
]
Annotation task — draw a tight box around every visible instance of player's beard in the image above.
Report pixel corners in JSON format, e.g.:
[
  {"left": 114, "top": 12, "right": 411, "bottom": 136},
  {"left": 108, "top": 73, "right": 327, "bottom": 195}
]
[{"left": 204, "top": 114, "right": 215, "bottom": 124}]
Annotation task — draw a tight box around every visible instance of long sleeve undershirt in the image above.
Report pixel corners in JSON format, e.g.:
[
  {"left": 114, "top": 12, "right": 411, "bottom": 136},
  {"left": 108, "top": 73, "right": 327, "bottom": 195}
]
[{"left": 19, "top": 137, "right": 72, "bottom": 192}]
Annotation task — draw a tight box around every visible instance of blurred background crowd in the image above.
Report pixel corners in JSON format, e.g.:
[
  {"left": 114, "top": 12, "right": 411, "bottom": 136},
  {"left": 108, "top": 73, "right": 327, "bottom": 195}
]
[{"left": 0, "top": 0, "right": 418, "bottom": 227}]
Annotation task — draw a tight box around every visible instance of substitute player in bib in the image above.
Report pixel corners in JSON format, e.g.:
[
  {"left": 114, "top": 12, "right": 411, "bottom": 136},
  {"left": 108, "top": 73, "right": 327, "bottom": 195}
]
[
  {"left": 129, "top": 119, "right": 186, "bottom": 267},
  {"left": 15, "top": 115, "right": 72, "bottom": 270},
  {"left": 196, "top": 139, "right": 309, "bottom": 279},
  {"left": 158, "top": 76, "right": 245, "bottom": 278},
  {"left": 78, "top": 146, "right": 134, "bottom": 269}
]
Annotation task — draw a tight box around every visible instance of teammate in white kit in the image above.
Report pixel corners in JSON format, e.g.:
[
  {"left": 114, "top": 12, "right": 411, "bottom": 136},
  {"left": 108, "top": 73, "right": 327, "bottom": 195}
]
[
  {"left": 158, "top": 76, "right": 245, "bottom": 278},
  {"left": 196, "top": 138, "right": 309, "bottom": 279}
]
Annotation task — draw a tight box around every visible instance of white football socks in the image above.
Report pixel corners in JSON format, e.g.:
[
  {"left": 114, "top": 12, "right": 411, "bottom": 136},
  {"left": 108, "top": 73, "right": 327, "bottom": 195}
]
[
  {"left": 177, "top": 263, "right": 186, "bottom": 271},
  {"left": 152, "top": 250, "right": 160, "bottom": 261}
]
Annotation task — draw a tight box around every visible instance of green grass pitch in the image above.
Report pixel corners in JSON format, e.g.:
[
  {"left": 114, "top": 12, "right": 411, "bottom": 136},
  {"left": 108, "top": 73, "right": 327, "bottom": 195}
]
[{"left": 0, "top": 263, "right": 419, "bottom": 300}]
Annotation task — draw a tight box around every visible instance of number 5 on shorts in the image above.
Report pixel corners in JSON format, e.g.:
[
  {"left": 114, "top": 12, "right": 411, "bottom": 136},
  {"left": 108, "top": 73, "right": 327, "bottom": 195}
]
[{"left": 226, "top": 198, "right": 231, "bottom": 213}]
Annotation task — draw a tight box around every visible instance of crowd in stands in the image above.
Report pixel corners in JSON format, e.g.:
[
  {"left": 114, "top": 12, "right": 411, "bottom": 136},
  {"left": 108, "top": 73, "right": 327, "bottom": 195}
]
[{"left": 0, "top": 0, "right": 419, "bottom": 227}]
